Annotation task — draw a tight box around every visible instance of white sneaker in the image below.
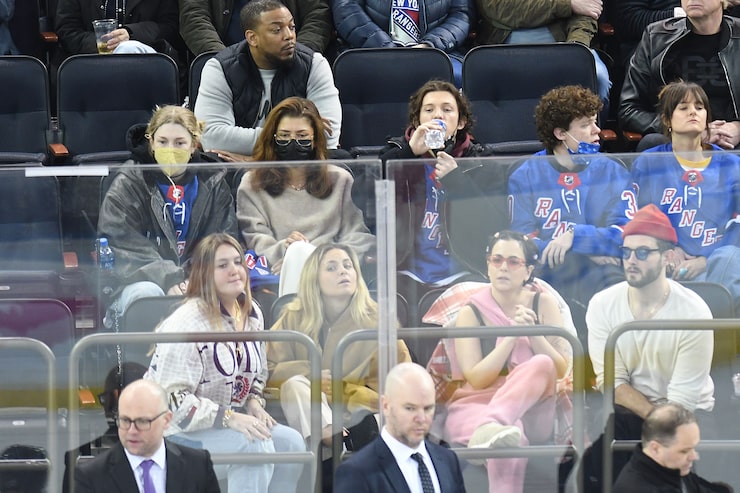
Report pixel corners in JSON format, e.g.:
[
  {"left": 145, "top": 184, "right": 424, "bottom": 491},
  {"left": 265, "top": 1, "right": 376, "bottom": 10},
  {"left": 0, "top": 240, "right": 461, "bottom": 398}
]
[{"left": 468, "top": 422, "right": 522, "bottom": 449}]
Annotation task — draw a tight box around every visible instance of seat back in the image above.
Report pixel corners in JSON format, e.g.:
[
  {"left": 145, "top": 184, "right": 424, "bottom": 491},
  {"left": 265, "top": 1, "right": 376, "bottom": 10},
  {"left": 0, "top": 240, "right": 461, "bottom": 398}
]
[
  {"left": 333, "top": 47, "right": 454, "bottom": 151},
  {"left": 119, "top": 295, "right": 184, "bottom": 366},
  {"left": 462, "top": 43, "right": 597, "bottom": 151},
  {"left": 0, "top": 298, "right": 75, "bottom": 407},
  {"left": 56, "top": 54, "right": 180, "bottom": 157},
  {"left": 0, "top": 298, "right": 75, "bottom": 356},
  {"left": 270, "top": 294, "right": 297, "bottom": 328},
  {"left": 188, "top": 51, "right": 218, "bottom": 110},
  {"left": 680, "top": 281, "right": 737, "bottom": 422},
  {"left": 0, "top": 56, "right": 49, "bottom": 161},
  {"left": 0, "top": 171, "right": 63, "bottom": 276}
]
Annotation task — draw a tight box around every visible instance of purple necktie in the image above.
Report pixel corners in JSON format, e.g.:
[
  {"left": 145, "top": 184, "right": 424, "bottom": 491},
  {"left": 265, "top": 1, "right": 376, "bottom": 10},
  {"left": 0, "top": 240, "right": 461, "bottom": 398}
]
[{"left": 141, "top": 459, "right": 156, "bottom": 493}]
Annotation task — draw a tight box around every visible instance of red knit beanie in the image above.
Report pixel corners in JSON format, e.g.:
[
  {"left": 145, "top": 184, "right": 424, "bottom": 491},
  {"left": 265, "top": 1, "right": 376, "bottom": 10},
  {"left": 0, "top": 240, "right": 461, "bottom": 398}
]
[{"left": 622, "top": 204, "right": 678, "bottom": 244}]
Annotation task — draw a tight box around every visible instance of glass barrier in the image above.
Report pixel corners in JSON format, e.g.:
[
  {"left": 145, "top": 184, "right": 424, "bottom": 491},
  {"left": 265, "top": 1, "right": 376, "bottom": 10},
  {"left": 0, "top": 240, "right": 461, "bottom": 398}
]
[
  {"left": 0, "top": 149, "right": 737, "bottom": 492},
  {"left": 386, "top": 151, "right": 740, "bottom": 492}
]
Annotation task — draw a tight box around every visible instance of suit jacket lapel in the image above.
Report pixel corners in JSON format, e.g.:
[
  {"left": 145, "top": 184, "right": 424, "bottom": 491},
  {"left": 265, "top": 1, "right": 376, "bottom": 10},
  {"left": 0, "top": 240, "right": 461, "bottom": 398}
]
[
  {"left": 376, "top": 439, "right": 412, "bottom": 493},
  {"left": 427, "top": 442, "right": 454, "bottom": 493},
  {"left": 164, "top": 441, "right": 184, "bottom": 493},
  {"left": 107, "top": 443, "right": 140, "bottom": 493}
]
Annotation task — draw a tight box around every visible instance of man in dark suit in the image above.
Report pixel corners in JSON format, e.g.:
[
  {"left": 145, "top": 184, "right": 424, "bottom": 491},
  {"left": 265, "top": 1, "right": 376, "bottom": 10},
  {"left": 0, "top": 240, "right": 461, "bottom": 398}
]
[
  {"left": 334, "top": 362, "right": 466, "bottom": 493},
  {"left": 72, "top": 379, "right": 220, "bottom": 493}
]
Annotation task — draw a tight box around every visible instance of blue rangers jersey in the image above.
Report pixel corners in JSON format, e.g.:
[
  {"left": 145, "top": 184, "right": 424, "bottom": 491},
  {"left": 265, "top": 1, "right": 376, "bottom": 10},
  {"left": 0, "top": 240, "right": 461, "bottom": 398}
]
[
  {"left": 508, "top": 151, "right": 636, "bottom": 257},
  {"left": 631, "top": 143, "right": 740, "bottom": 257}
]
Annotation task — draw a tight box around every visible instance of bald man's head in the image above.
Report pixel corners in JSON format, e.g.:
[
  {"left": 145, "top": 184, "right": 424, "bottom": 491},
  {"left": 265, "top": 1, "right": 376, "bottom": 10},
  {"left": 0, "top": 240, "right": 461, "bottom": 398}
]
[
  {"left": 117, "top": 379, "right": 172, "bottom": 458},
  {"left": 382, "top": 363, "right": 436, "bottom": 448}
]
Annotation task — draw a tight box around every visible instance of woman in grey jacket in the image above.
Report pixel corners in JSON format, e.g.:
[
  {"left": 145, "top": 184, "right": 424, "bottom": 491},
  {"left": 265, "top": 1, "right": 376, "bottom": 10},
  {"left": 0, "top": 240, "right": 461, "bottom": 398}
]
[{"left": 98, "top": 106, "right": 238, "bottom": 325}]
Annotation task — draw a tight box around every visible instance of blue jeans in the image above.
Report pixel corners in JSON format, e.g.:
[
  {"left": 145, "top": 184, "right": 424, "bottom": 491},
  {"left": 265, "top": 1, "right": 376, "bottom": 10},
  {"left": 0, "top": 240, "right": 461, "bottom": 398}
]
[
  {"left": 506, "top": 27, "right": 612, "bottom": 102},
  {"left": 704, "top": 245, "right": 740, "bottom": 316},
  {"left": 104, "top": 281, "right": 164, "bottom": 329},
  {"left": 168, "top": 423, "right": 305, "bottom": 493}
]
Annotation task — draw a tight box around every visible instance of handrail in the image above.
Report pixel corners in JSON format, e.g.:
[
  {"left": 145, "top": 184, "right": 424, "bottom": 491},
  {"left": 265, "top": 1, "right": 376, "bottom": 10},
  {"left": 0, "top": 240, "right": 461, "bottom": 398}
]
[
  {"left": 602, "top": 319, "right": 740, "bottom": 493},
  {"left": 0, "top": 337, "right": 57, "bottom": 493},
  {"left": 331, "top": 325, "right": 585, "bottom": 492},
  {"left": 68, "top": 330, "right": 322, "bottom": 493}
]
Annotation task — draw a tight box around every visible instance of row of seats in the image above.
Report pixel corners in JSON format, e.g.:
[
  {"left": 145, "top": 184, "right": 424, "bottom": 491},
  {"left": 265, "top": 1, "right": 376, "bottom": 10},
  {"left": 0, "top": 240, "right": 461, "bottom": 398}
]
[{"left": 0, "top": 43, "right": 608, "bottom": 166}]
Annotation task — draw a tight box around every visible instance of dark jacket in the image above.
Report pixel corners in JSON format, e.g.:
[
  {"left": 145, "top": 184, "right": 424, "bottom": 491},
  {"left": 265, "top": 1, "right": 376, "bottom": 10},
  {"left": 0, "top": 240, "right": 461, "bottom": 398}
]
[
  {"left": 380, "top": 131, "right": 506, "bottom": 278},
  {"left": 334, "top": 437, "right": 466, "bottom": 493},
  {"left": 612, "top": 0, "right": 678, "bottom": 42},
  {"left": 332, "top": 0, "right": 470, "bottom": 52},
  {"left": 215, "top": 40, "right": 313, "bottom": 129},
  {"left": 178, "top": 0, "right": 332, "bottom": 55},
  {"left": 619, "top": 15, "right": 740, "bottom": 134},
  {"left": 98, "top": 124, "right": 237, "bottom": 296},
  {"left": 474, "top": 0, "right": 596, "bottom": 46},
  {"left": 56, "top": 0, "right": 179, "bottom": 55},
  {"left": 73, "top": 440, "right": 220, "bottom": 493},
  {"left": 613, "top": 445, "right": 733, "bottom": 493}
]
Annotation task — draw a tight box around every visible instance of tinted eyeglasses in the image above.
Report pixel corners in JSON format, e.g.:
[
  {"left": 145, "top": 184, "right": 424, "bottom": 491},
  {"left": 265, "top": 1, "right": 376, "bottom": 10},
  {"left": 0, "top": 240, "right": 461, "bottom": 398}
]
[
  {"left": 487, "top": 255, "right": 526, "bottom": 270},
  {"left": 620, "top": 246, "right": 661, "bottom": 261},
  {"left": 115, "top": 410, "right": 167, "bottom": 431},
  {"left": 274, "top": 135, "right": 313, "bottom": 148}
]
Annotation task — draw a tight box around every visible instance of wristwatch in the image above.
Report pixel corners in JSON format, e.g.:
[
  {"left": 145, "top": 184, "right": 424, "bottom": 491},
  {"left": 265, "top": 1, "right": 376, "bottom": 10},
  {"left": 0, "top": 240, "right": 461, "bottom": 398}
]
[{"left": 246, "top": 394, "right": 266, "bottom": 408}]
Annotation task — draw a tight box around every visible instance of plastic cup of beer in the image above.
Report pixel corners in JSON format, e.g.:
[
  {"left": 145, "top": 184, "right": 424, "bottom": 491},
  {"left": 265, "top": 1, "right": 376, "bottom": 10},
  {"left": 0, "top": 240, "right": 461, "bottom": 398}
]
[{"left": 92, "top": 19, "right": 117, "bottom": 54}]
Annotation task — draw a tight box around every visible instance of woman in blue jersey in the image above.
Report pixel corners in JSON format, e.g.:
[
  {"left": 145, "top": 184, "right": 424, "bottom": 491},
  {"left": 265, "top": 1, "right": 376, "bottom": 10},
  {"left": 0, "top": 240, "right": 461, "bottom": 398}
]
[
  {"left": 631, "top": 81, "right": 740, "bottom": 314},
  {"left": 508, "top": 85, "right": 634, "bottom": 315}
]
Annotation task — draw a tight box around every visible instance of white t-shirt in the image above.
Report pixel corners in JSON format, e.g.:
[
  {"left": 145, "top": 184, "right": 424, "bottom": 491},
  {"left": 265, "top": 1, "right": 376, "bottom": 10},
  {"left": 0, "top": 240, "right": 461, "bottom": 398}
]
[{"left": 587, "top": 280, "right": 715, "bottom": 411}]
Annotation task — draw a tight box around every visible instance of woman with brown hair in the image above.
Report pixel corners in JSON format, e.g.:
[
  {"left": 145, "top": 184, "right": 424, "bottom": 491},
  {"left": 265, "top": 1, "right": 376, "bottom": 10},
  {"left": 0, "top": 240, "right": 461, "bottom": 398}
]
[
  {"left": 146, "top": 233, "right": 305, "bottom": 493},
  {"left": 237, "top": 97, "right": 374, "bottom": 296}
]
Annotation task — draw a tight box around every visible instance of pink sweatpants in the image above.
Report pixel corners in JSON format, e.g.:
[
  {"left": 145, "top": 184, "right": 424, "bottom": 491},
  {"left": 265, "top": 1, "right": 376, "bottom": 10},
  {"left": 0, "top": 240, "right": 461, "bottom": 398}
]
[{"left": 444, "top": 354, "right": 557, "bottom": 493}]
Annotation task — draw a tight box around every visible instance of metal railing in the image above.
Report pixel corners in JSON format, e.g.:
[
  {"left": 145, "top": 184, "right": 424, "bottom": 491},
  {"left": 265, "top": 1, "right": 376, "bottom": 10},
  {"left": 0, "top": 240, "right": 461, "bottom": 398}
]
[
  {"left": 331, "top": 325, "right": 585, "bottom": 492},
  {"left": 67, "top": 330, "right": 322, "bottom": 492},
  {"left": 0, "top": 337, "right": 57, "bottom": 493},
  {"left": 602, "top": 319, "right": 740, "bottom": 493}
]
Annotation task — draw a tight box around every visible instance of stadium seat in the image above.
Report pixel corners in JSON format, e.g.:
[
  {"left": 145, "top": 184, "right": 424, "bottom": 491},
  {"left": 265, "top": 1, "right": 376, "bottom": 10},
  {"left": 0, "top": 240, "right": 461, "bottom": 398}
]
[
  {"left": 119, "top": 295, "right": 184, "bottom": 366},
  {"left": 0, "top": 56, "right": 51, "bottom": 164},
  {"left": 333, "top": 47, "right": 454, "bottom": 156},
  {"left": 462, "top": 43, "right": 612, "bottom": 154},
  {"left": 56, "top": 53, "right": 179, "bottom": 164},
  {"left": 188, "top": 50, "right": 218, "bottom": 111}
]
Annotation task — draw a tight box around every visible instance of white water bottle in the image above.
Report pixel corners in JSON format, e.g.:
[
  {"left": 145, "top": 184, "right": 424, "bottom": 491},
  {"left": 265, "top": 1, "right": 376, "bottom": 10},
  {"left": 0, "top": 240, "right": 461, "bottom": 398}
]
[{"left": 424, "top": 119, "right": 447, "bottom": 150}]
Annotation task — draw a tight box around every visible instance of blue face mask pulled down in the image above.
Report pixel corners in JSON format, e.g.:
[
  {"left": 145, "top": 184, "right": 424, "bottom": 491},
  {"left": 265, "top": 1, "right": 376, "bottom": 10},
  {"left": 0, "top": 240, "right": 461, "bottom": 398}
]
[{"left": 565, "top": 131, "right": 600, "bottom": 165}]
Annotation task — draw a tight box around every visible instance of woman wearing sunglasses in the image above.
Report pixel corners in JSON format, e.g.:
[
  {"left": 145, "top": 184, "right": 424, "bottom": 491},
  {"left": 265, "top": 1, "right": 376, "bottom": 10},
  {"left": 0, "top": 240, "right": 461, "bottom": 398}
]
[
  {"left": 237, "top": 97, "right": 375, "bottom": 296},
  {"left": 443, "top": 230, "right": 572, "bottom": 493}
]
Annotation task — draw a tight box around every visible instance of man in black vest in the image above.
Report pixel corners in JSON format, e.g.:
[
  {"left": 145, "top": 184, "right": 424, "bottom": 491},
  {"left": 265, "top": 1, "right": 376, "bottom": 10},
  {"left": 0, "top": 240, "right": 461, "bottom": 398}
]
[{"left": 194, "top": 0, "right": 341, "bottom": 157}]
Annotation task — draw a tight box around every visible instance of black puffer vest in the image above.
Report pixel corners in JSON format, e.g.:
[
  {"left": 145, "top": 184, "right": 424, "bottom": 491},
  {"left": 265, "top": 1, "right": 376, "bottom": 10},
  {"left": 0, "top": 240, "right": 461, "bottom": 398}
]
[{"left": 216, "top": 40, "right": 314, "bottom": 128}]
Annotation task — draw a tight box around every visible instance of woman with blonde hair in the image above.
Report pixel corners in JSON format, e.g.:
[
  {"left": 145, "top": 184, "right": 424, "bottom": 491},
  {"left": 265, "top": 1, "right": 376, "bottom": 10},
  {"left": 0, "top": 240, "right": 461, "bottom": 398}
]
[
  {"left": 146, "top": 233, "right": 305, "bottom": 493},
  {"left": 267, "top": 243, "right": 411, "bottom": 451},
  {"left": 237, "top": 97, "right": 374, "bottom": 296},
  {"left": 99, "top": 105, "right": 236, "bottom": 325}
]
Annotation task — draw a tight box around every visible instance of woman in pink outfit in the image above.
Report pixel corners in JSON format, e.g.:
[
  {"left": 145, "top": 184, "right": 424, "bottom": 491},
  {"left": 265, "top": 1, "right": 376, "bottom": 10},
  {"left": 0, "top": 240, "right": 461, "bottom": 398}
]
[{"left": 444, "top": 230, "right": 572, "bottom": 493}]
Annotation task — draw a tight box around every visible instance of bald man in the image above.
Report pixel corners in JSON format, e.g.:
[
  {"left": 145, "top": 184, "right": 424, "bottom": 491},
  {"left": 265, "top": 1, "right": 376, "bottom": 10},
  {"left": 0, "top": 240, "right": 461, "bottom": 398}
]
[
  {"left": 334, "top": 362, "right": 466, "bottom": 493},
  {"left": 73, "top": 379, "right": 220, "bottom": 493}
]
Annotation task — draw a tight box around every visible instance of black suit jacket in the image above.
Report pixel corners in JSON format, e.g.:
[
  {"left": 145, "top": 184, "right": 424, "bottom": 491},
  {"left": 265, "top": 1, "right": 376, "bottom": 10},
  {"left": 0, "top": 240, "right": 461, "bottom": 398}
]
[
  {"left": 73, "top": 440, "right": 220, "bottom": 493},
  {"left": 334, "top": 437, "right": 466, "bottom": 493}
]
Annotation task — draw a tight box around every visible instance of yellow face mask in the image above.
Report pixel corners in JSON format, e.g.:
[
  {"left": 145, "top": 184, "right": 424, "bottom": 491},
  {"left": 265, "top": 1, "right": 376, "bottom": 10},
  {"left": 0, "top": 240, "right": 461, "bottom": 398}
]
[{"left": 153, "top": 147, "right": 191, "bottom": 177}]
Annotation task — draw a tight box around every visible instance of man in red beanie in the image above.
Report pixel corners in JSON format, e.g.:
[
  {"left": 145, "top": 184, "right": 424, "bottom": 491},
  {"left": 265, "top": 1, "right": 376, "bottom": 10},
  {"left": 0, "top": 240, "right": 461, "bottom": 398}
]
[{"left": 579, "top": 204, "right": 715, "bottom": 491}]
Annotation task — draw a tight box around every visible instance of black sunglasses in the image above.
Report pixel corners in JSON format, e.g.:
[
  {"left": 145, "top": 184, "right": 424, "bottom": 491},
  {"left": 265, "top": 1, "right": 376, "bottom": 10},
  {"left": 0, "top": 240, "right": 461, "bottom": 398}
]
[{"left": 620, "top": 246, "right": 661, "bottom": 261}]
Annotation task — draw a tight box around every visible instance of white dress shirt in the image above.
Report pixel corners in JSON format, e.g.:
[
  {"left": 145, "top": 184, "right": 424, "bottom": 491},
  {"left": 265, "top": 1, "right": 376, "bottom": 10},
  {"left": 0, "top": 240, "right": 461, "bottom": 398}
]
[
  {"left": 381, "top": 427, "right": 441, "bottom": 493},
  {"left": 124, "top": 440, "right": 167, "bottom": 493}
]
